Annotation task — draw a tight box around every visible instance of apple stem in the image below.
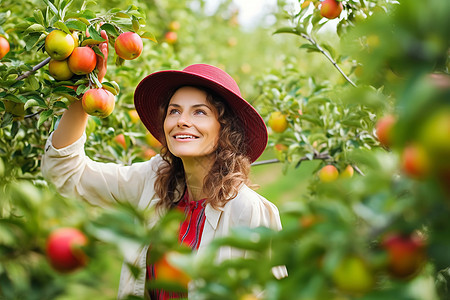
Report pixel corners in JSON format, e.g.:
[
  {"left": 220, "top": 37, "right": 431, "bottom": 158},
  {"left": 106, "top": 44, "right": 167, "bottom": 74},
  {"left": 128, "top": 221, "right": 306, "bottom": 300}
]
[
  {"left": 300, "top": 33, "right": 357, "bottom": 88},
  {"left": 16, "top": 57, "right": 51, "bottom": 81}
]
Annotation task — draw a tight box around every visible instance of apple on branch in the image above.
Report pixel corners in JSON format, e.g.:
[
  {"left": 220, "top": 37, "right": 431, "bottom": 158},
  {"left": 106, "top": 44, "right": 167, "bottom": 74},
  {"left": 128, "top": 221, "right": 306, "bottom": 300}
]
[
  {"left": 46, "top": 227, "right": 88, "bottom": 273},
  {"left": 0, "top": 36, "right": 10, "bottom": 59},
  {"left": 68, "top": 46, "right": 97, "bottom": 75},
  {"left": 82, "top": 88, "right": 115, "bottom": 118},
  {"left": 45, "top": 30, "right": 76, "bottom": 60},
  {"left": 114, "top": 32, "right": 143, "bottom": 60}
]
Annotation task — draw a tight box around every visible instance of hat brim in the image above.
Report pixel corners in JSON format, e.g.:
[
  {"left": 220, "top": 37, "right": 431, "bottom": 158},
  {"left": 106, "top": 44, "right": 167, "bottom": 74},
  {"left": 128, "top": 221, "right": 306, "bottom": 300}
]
[{"left": 134, "top": 70, "right": 268, "bottom": 163}]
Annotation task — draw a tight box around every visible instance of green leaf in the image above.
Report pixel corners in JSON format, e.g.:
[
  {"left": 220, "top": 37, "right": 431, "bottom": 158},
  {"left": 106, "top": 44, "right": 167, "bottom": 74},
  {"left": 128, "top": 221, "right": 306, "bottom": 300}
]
[
  {"left": 53, "top": 21, "right": 71, "bottom": 34},
  {"left": 273, "top": 27, "right": 299, "bottom": 36},
  {"left": 4, "top": 94, "right": 24, "bottom": 103},
  {"left": 76, "top": 85, "right": 88, "bottom": 95},
  {"left": 42, "top": 0, "right": 59, "bottom": 16},
  {"left": 65, "top": 19, "right": 87, "bottom": 32},
  {"left": 24, "top": 99, "right": 41, "bottom": 110},
  {"left": 37, "top": 109, "right": 54, "bottom": 128},
  {"left": 299, "top": 43, "right": 320, "bottom": 53},
  {"left": 132, "top": 15, "right": 140, "bottom": 33},
  {"left": 140, "top": 31, "right": 157, "bottom": 43},
  {"left": 24, "top": 32, "right": 45, "bottom": 51},
  {"left": 24, "top": 24, "right": 46, "bottom": 35},
  {"left": 87, "top": 25, "right": 106, "bottom": 42},
  {"left": 1, "top": 113, "right": 13, "bottom": 128},
  {"left": 89, "top": 72, "right": 102, "bottom": 89},
  {"left": 114, "top": 12, "right": 130, "bottom": 18},
  {"left": 100, "top": 23, "right": 119, "bottom": 37},
  {"left": 92, "top": 45, "right": 104, "bottom": 59}
]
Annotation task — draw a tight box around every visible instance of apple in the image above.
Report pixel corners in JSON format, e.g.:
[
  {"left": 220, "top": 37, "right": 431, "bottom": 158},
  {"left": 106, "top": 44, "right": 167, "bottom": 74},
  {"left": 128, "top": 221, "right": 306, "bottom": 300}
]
[
  {"left": 0, "top": 36, "right": 10, "bottom": 59},
  {"left": 128, "top": 109, "right": 140, "bottom": 123},
  {"left": 340, "top": 165, "right": 354, "bottom": 178},
  {"left": 68, "top": 46, "right": 97, "bottom": 75},
  {"left": 320, "top": 0, "right": 343, "bottom": 20},
  {"left": 114, "top": 133, "right": 127, "bottom": 149},
  {"left": 114, "top": 32, "right": 143, "bottom": 60},
  {"left": 141, "top": 147, "right": 157, "bottom": 160},
  {"left": 82, "top": 88, "right": 115, "bottom": 118},
  {"left": 154, "top": 251, "right": 191, "bottom": 288},
  {"left": 301, "top": 0, "right": 311, "bottom": 9},
  {"left": 48, "top": 58, "right": 74, "bottom": 81},
  {"left": 375, "top": 114, "right": 396, "bottom": 148},
  {"left": 381, "top": 232, "right": 426, "bottom": 279},
  {"left": 418, "top": 108, "right": 450, "bottom": 161},
  {"left": 332, "top": 256, "right": 374, "bottom": 294},
  {"left": 168, "top": 21, "right": 181, "bottom": 31},
  {"left": 400, "top": 143, "right": 431, "bottom": 179},
  {"left": 165, "top": 31, "right": 178, "bottom": 44},
  {"left": 46, "top": 227, "right": 88, "bottom": 273},
  {"left": 145, "top": 132, "right": 162, "bottom": 148},
  {"left": 268, "top": 111, "right": 288, "bottom": 133},
  {"left": 45, "top": 30, "right": 75, "bottom": 60},
  {"left": 318, "top": 165, "right": 339, "bottom": 182}
]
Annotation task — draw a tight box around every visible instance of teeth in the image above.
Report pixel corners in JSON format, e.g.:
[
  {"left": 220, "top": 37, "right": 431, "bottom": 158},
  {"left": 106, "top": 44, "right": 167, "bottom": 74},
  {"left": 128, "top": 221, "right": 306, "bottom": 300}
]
[{"left": 175, "top": 135, "right": 196, "bottom": 139}]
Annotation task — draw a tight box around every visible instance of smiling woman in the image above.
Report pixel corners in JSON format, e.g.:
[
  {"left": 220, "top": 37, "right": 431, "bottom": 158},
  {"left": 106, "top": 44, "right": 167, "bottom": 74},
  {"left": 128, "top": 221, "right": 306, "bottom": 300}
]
[{"left": 42, "top": 63, "right": 287, "bottom": 299}]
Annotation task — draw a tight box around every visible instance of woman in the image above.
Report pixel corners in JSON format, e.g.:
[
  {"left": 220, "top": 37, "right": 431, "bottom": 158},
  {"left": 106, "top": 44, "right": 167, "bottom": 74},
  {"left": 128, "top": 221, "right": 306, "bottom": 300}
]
[{"left": 41, "top": 37, "right": 286, "bottom": 299}]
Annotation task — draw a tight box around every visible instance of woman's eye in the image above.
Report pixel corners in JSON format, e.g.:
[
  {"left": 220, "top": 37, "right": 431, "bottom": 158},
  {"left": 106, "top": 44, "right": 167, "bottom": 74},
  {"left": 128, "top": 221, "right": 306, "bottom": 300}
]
[
  {"left": 168, "top": 109, "right": 180, "bottom": 115},
  {"left": 195, "top": 109, "right": 206, "bottom": 115}
]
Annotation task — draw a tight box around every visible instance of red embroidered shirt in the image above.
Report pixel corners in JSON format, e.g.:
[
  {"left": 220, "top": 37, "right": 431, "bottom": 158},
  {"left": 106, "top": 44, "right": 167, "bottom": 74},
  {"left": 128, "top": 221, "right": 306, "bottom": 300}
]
[{"left": 147, "top": 193, "right": 206, "bottom": 299}]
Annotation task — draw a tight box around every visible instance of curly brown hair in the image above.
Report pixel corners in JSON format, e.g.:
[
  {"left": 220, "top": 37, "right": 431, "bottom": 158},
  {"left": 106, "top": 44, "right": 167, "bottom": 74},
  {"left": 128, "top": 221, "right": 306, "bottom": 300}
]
[{"left": 154, "top": 86, "right": 252, "bottom": 211}]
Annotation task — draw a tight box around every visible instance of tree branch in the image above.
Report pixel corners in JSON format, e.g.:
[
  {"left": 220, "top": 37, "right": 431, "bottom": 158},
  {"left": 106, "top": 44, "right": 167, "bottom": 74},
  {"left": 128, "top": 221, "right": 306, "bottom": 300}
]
[
  {"left": 300, "top": 33, "right": 357, "bottom": 88},
  {"left": 16, "top": 57, "right": 51, "bottom": 81}
]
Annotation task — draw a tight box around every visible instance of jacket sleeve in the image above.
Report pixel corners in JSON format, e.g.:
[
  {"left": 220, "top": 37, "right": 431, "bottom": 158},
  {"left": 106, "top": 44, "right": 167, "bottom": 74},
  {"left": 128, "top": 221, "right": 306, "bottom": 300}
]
[
  {"left": 231, "top": 188, "right": 288, "bottom": 279},
  {"left": 41, "top": 132, "right": 161, "bottom": 208}
]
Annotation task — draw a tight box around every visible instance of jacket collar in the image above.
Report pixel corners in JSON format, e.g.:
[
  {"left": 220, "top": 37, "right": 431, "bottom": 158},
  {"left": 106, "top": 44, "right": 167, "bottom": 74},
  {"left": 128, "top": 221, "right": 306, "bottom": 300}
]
[{"left": 204, "top": 204, "right": 222, "bottom": 230}]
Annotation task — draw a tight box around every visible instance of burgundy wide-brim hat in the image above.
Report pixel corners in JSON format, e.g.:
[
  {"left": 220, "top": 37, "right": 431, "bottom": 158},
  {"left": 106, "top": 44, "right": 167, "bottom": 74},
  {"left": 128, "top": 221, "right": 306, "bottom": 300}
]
[{"left": 134, "top": 64, "right": 268, "bottom": 163}]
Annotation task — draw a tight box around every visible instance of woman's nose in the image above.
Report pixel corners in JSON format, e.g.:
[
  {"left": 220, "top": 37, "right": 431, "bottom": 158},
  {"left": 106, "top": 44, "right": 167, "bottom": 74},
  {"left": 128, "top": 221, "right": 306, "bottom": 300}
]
[{"left": 177, "top": 113, "right": 192, "bottom": 127}]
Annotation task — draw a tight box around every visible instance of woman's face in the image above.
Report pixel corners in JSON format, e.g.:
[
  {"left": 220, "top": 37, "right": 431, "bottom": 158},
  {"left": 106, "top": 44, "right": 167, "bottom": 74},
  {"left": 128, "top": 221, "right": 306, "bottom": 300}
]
[{"left": 163, "top": 86, "right": 221, "bottom": 161}]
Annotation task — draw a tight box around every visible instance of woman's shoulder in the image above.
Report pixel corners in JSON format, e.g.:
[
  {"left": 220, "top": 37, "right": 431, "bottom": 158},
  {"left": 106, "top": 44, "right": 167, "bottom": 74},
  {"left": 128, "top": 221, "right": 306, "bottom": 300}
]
[{"left": 226, "top": 185, "right": 279, "bottom": 214}]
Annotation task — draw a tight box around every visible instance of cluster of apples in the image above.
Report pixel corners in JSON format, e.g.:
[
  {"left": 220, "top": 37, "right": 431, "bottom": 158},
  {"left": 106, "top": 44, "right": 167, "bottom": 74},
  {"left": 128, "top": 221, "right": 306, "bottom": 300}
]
[
  {"left": 376, "top": 107, "right": 450, "bottom": 188},
  {"left": 45, "top": 29, "right": 143, "bottom": 118},
  {"left": 331, "top": 231, "right": 426, "bottom": 295},
  {"left": 0, "top": 36, "right": 10, "bottom": 59}
]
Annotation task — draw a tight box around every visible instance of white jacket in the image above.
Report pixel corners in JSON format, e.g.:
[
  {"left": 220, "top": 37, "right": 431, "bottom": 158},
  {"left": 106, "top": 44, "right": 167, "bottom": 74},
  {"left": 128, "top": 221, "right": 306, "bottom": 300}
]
[{"left": 41, "top": 133, "right": 287, "bottom": 299}]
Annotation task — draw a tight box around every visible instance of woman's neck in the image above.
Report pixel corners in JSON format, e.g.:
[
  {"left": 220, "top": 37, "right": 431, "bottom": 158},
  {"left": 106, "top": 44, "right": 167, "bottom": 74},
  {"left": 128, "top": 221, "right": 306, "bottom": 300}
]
[{"left": 182, "top": 156, "right": 213, "bottom": 201}]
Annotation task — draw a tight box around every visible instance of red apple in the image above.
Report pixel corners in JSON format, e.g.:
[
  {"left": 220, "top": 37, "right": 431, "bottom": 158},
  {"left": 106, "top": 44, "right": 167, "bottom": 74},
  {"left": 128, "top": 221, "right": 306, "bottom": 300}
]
[
  {"left": 400, "top": 143, "right": 431, "bottom": 180},
  {"left": 45, "top": 30, "right": 75, "bottom": 60},
  {"left": 375, "top": 114, "right": 396, "bottom": 148},
  {"left": 82, "top": 88, "right": 115, "bottom": 118},
  {"left": 318, "top": 165, "right": 339, "bottom": 182},
  {"left": 141, "top": 147, "right": 157, "bottom": 160},
  {"left": 320, "top": 0, "right": 343, "bottom": 20},
  {"left": 165, "top": 31, "right": 178, "bottom": 44},
  {"left": 46, "top": 227, "right": 88, "bottom": 273},
  {"left": 114, "top": 32, "right": 143, "bottom": 60},
  {"left": 0, "top": 36, "right": 10, "bottom": 59},
  {"left": 154, "top": 252, "right": 191, "bottom": 288},
  {"left": 381, "top": 232, "right": 426, "bottom": 279},
  {"left": 48, "top": 58, "right": 74, "bottom": 81},
  {"left": 68, "top": 46, "right": 97, "bottom": 75},
  {"left": 114, "top": 133, "right": 127, "bottom": 149}
]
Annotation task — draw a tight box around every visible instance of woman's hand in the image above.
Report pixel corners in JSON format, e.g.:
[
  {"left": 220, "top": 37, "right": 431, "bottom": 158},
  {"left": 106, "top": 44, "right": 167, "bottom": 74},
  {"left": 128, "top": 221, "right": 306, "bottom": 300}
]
[{"left": 96, "top": 30, "right": 109, "bottom": 82}]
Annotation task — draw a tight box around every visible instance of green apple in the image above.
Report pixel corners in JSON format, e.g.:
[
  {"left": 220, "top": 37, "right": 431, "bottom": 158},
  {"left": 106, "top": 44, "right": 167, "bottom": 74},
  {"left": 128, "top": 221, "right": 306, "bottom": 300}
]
[
  {"left": 332, "top": 256, "right": 374, "bottom": 294},
  {"left": 48, "top": 58, "right": 74, "bottom": 81},
  {"left": 45, "top": 30, "right": 75, "bottom": 60}
]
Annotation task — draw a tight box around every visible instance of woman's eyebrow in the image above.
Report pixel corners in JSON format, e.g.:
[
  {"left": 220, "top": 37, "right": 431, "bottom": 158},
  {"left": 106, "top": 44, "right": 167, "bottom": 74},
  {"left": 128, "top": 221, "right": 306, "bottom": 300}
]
[{"left": 168, "top": 103, "right": 212, "bottom": 110}]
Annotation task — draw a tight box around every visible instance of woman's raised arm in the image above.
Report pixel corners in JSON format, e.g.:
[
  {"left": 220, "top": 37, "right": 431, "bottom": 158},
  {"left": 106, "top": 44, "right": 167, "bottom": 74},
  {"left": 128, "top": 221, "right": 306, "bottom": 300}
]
[{"left": 51, "top": 30, "right": 108, "bottom": 149}]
